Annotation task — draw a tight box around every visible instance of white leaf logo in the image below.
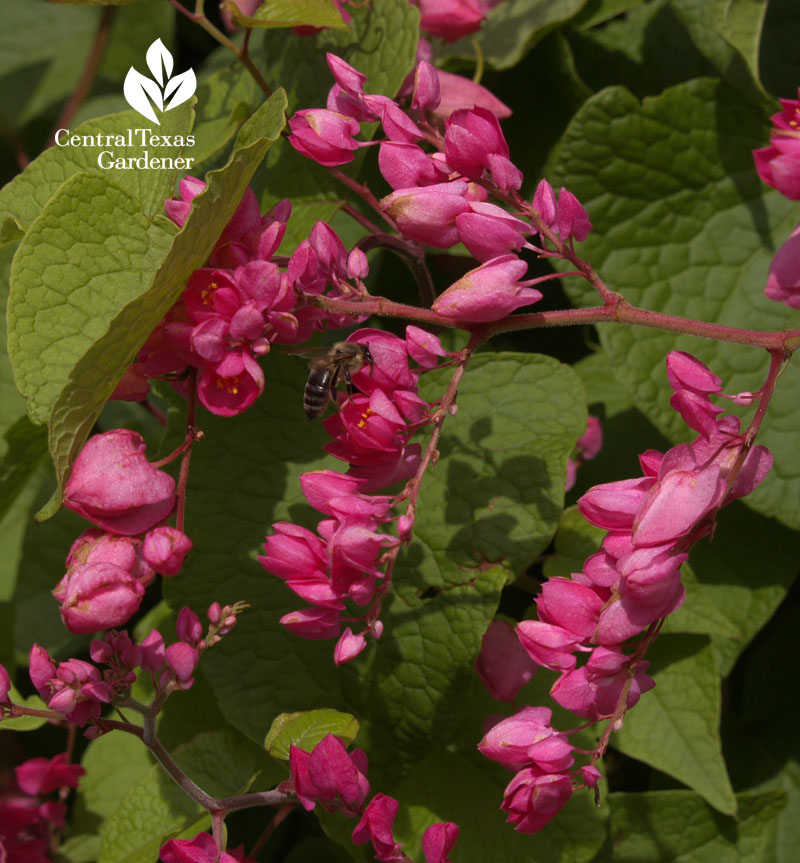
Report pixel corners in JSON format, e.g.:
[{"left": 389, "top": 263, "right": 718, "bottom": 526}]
[{"left": 123, "top": 38, "right": 196, "bottom": 125}]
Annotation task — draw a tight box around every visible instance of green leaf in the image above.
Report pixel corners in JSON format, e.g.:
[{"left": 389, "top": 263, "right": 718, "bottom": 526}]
[
  {"left": 338, "top": 352, "right": 586, "bottom": 786},
  {"left": 605, "top": 789, "right": 786, "bottom": 861},
  {"left": 390, "top": 747, "right": 607, "bottom": 863},
  {"left": 7, "top": 91, "right": 286, "bottom": 518},
  {"left": 660, "top": 563, "right": 742, "bottom": 638},
  {"left": 0, "top": 102, "right": 195, "bottom": 241},
  {"left": 710, "top": 0, "right": 768, "bottom": 86},
  {"left": 225, "top": 0, "right": 349, "bottom": 29},
  {"left": 441, "top": 0, "right": 587, "bottom": 71},
  {"left": 265, "top": 709, "right": 360, "bottom": 760},
  {"left": 163, "top": 352, "right": 351, "bottom": 744},
  {"left": 687, "top": 503, "right": 798, "bottom": 675},
  {"left": 97, "top": 731, "right": 257, "bottom": 863},
  {"left": 72, "top": 730, "right": 154, "bottom": 830},
  {"left": 164, "top": 351, "right": 585, "bottom": 797},
  {"left": 7, "top": 172, "right": 178, "bottom": 426},
  {"left": 191, "top": 62, "right": 259, "bottom": 168},
  {"left": 550, "top": 79, "right": 800, "bottom": 528},
  {"left": 614, "top": 634, "right": 736, "bottom": 815}
]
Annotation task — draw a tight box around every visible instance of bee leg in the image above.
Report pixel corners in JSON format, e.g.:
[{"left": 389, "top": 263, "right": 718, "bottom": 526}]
[{"left": 343, "top": 368, "right": 356, "bottom": 403}]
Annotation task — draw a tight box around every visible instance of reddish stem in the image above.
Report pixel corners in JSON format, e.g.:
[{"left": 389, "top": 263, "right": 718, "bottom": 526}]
[{"left": 47, "top": 8, "right": 116, "bottom": 149}]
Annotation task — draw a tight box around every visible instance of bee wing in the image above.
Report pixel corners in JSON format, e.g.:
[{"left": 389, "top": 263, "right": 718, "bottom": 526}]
[{"left": 282, "top": 345, "right": 334, "bottom": 360}]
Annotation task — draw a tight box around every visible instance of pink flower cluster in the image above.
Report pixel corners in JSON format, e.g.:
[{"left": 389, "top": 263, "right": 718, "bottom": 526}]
[
  {"left": 478, "top": 351, "right": 772, "bottom": 831},
  {"left": 283, "top": 734, "right": 459, "bottom": 863},
  {"left": 288, "top": 54, "right": 593, "bottom": 324},
  {"left": 60, "top": 429, "right": 191, "bottom": 633},
  {"left": 0, "top": 753, "right": 83, "bottom": 863},
  {"left": 125, "top": 180, "right": 370, "bottom": 417},
  {"left": 754, "top": 87, "right": 800, "bottom": 309},
  {"left": 260, "top": 327, "right": 448, "bottom": 663},
  {"left": 23, "top": 603, "right": 238, "bottom": 734}
]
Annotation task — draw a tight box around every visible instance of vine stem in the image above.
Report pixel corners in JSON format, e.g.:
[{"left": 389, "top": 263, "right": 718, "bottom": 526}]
[
  {"left": 167, "top": 0, "right": 273, "bottom": 96},
  {"left": 367, "top": 334, "right": 479, "bottom": 625},
  {"left": 314, "top": 293, "right": 800, "bottom": 352},
  {"left": 47, "top": 7, "right": 116, "bottom": 148}
]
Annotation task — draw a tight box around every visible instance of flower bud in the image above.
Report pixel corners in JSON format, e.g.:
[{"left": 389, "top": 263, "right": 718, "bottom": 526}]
[
  {"left": 143, "top": 527, "right": 192, "bottom": 576},
  {"left": 63, "top": 431, "right": 175, "bottom": 536},
  {"left": 431, "top": 255, "right": 542, "bottom": 323},
  {"left": 56, "top": 562, "right": 146, "bottom": 634}
]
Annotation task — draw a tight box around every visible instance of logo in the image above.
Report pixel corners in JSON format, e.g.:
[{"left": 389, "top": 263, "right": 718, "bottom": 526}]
[{"left": 123, "top": 39, "right": 197, "bottom": 125}]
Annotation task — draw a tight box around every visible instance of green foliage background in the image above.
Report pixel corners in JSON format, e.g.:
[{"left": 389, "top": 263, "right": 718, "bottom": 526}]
[{"left": 0, "top": 0, "right": 798, "bottom": 861}]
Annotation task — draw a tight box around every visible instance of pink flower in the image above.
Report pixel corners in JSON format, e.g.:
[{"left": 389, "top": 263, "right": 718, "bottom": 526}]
[
  {"left": 378, "top": 142, "right": 448, "bottom": 189},
  {"left": 63, "top": 430, "right": 176, "bottom": 535},
  {"left": 164, "top": 175, "right": 206, "bottom": 227},
  {"left": 478, "top": 707, "right": 574, "bottom": 772},
  {"left": 577, "top": 476, "right": 656, "bottom": 531},
  {"left": 444, "top": 106, "right": 510, "bottom": 180},
  {"left": 515, "top": 620, "right": 583, "bottom": 672},
  {"left": 165, "top": 642, "right": 199, "bottom": 688},
  {"left": 536, "top": 578, "right": 603, "bottom": 639},
  {"left": 279, "top": 607, "right": 342, "bottom": 639},
  {"left": 308, "top": 735, "right": 371, "bottom": 815},
  {"left": 418, "top": 0, "right": 485, "bottom": 42},
  {"left": 197, "top": 348, "right": 265, "bottom": 416},
  {"left": 754, "top": 92, "right": 800, "bottom": 199},
  {"left": 288, "top": 108, "right": 363, "bottom": 166},
  {"left": 421, "top": 822, "right": 460, "bottom": 863},
  {"left": 160, "top": 832, "right": 255, "bottom": 863},
  {"left": 474, "top": 620, "right": 537, "bottom": 701},
  {"left": 550, "top": 648, "right": 654, "bottom": 720},
  {"left": 381, "top": 181, "right": 470, "bottom": 248},
  {"left": 143, "top": 527, "right": 193, "bottom": 576},
  {"left": 500, "top": 768, "right": 573, "bottom": 833},
  {"left": 352, "top": 793, "right": 404, "bottom": 862},
  {"left": 455, "top": 201, "right": 530, "bottom": 261},
  {"left": 765, "top": 221, "right": 800, "bottom": 308},
  {"left": 412, "top": 61, "right": 441, "bottom": 112},
  {"left": 334, "top": 628, "right": 367, "bottom": 664},
  {"left": 0, "top": 663, "right": 10, "bottom": 702},
  {"left": 15, "top": 754, "right": 84, "bottom": 795},
  {"left": 55, "top": 561, "right": 146, "bottom": 634},
  {"left": 431, "top": 255, "right": 543, "bottom": 322}
]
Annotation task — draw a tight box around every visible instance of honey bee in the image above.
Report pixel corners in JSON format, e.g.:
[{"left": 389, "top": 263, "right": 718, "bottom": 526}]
[{"left": 302, "top": 341, "right": 373, "bottom": 419}]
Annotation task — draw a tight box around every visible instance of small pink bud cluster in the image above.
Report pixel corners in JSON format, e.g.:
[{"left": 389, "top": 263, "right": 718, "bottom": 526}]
[
  {"left": 127, "top": 181, "right": 370, "bottom": 417},
  {"left": 479, "top": 351, "right": 771, "bottom": 831},
  {"left": 260, "top": 328, "right": 449, "bottom": 663},
  {"left": 754, "top": 88, "right": 800, "bottom": 309},
  {"left": 25, "top": 602, "right": 241, "bottom": 734},
  {"left": 479, "top": 707, "right": 601, "bottom": 832},
  {"left": 283, "top": 734, "right": 459, "bottom": 863},
  {"left": 0, "top": 752, "right": 84, "bottom": 861},
  {"left": 60, "top": 430, "right": 191, "bottom": 633}
]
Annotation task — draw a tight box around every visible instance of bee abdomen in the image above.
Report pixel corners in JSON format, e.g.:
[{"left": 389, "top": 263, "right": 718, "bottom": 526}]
[{"left": 304, "top": 370, "right": 332, "bottom": 419}]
